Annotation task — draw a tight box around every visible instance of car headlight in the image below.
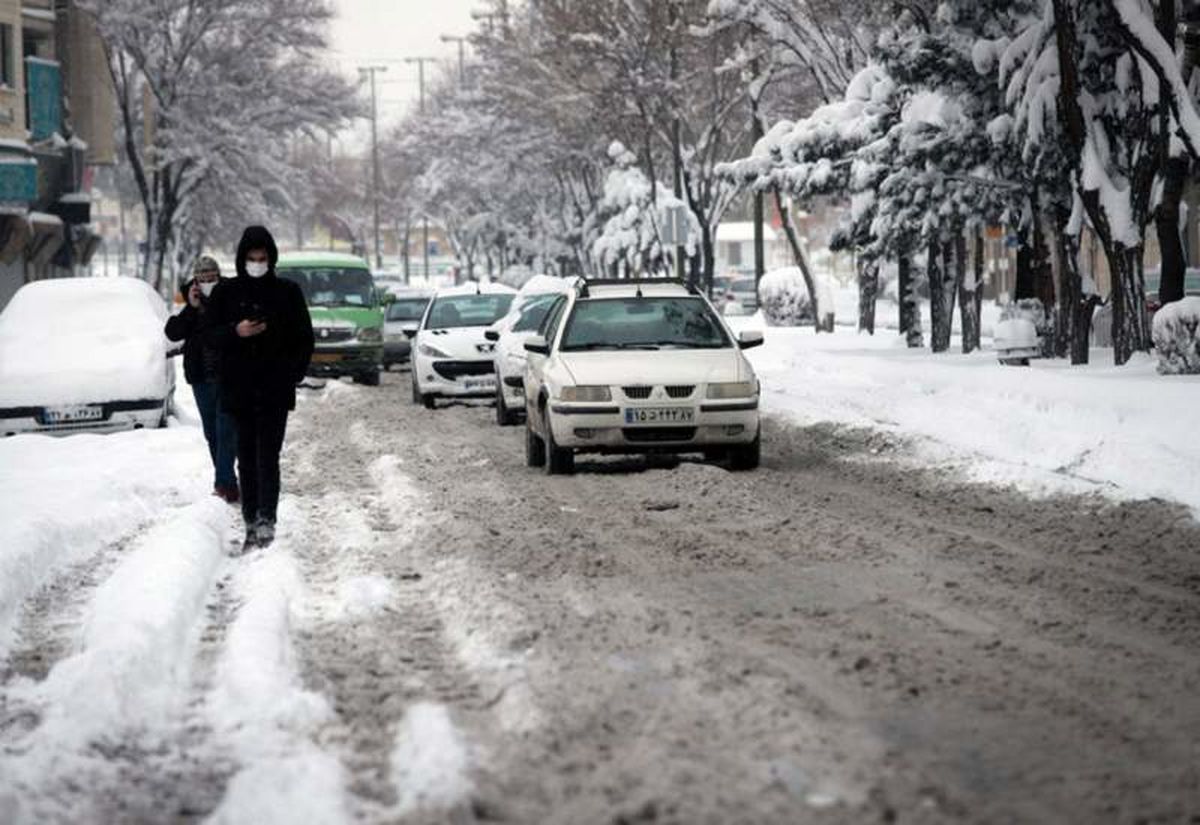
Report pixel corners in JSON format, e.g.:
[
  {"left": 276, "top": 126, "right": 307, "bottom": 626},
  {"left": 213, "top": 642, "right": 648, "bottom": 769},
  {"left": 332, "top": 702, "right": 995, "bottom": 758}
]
[
  {"left": 559, "top": 385, "right": 612, "bottom": 403},
  {"left": 418, "top": 342, "right": 451, "bottom": 359},
  {"left": 357, "top": 326, "right": 383, "bottom": 343},
  {"left": 707, "top": 381, "right": 757, "bottom": 399}
]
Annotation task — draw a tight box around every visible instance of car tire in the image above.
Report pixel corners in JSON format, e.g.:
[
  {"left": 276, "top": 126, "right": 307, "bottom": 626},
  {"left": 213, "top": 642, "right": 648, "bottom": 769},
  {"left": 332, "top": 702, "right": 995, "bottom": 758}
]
[
  {"left": 729, "top": 432, "right": 761, "bottom": 472},
  {"left": 357, "top": 370, "right": 381, "bottom": 387},
  {"left": 422, "top": 392, "right": 437, "bottom": 410},
  {"left": 496, "top": 377, "right": 520, "bottom": 426},
  {"left": 544, "top": 420, "right": 575, "bottom": 476},
  {"left": 525, "top": 419, "right": 546, "bottom": 468}
]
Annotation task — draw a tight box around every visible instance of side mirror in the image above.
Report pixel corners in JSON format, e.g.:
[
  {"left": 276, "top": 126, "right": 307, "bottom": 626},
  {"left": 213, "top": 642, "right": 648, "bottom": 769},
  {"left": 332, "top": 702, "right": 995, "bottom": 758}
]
[
  {"left": 524, "top": 336, "right": 551, "bottom": 356},
  {"left": 737, "top": 330, "right": 765, "bottom": 350},
  {"left": 484, "top": 329, "right": 501, "bottom": 342}
]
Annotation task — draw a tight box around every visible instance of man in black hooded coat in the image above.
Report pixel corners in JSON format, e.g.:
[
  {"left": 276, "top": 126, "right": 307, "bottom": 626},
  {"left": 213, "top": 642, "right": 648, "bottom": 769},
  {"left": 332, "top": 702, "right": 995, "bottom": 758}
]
[{"left": 209, "top": 226, "right": 314, "bottom": 551}]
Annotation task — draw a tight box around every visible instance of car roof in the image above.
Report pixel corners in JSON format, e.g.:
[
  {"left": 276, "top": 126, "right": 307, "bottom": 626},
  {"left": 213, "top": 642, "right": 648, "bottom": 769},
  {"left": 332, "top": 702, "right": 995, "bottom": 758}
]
[
  {"left": 387, "top": 288, "right": 433, "bottom": 298},
  {"left": 581, "top": 282, "right": 693, "bottom": 299},
  {"left": 277, "top": 251, "right": 370, "bottom": 270},
  {"left": 432, "top": 282, "right": 517, "bottom": 298}
]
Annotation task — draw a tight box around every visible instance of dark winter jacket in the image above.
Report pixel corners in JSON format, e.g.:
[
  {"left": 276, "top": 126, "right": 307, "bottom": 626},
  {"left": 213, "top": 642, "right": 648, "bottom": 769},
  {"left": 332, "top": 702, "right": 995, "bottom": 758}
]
[
  {"left": 208, "top": 227, "right": 314, "bottom": 413},
  {"left": 164, "top": 278, "right": 223, "bottom": 386}
]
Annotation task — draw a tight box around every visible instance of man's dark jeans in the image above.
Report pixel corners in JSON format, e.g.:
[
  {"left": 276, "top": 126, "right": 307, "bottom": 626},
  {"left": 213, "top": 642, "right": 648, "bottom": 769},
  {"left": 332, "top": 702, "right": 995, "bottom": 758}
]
[
  {"left": 235, "top": 406, "right": 289, "bottom": 525},
  {"left": 192, "top": 382, "right": 238, "bottom": 489}
]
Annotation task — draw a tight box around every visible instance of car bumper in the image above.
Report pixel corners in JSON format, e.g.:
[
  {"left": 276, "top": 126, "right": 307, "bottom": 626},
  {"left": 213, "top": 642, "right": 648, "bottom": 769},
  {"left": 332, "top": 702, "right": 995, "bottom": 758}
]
[
  {"left": 384, "top": 339, "right": 412, "bottom": 362},
  {"left": 415, "top": 356, "right": 497, "bottom": 397},
  {"left": 309, "top": 345, "right": 383, "bottom": 376},
  {"left": 0, "top": 399, "right": 166, "bottom": 437},
  {"left": 546, "top": 399, "right": 759, "bottom": 452}
]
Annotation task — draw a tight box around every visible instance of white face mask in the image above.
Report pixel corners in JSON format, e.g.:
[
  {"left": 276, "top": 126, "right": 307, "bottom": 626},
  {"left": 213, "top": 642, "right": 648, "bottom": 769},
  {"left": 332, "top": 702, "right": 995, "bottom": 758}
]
[
  {"left": 199, "top": 281, "right": 217, "bottom": 298},
  {"left": 245, "top": 261, "right": 269, "bottom": 278}
]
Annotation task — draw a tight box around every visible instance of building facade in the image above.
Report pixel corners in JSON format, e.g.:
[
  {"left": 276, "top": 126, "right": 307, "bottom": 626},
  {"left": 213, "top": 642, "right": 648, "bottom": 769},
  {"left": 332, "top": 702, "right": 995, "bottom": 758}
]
[{"left": 0, "top": 0, "right": 112, "bottom": 311}]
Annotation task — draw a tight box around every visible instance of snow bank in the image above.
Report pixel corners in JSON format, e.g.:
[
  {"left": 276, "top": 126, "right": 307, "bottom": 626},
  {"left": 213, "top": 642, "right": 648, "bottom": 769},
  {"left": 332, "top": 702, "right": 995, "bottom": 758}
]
[
  {"left": 0, "top": 276, "right": 171, "bottom": 407},
  {"left": 735, "top": 323, "right": 1200, "bottom": 514},
  {"left": 1152, "top": 296, "right": 1200, "bottom": 375},
  {"left": 27, "top": 499, "right": 228, "bottom": 740},
  {"left": 390, "top": 702, "right": 474, "bottom": 815},
  {"left": 0, "top": 426, "right": 211, "bottom": 661}
]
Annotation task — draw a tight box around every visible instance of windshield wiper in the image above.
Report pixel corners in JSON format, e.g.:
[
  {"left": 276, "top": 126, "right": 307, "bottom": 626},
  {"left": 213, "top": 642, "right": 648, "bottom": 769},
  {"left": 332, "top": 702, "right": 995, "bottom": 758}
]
[
  {"left": 646, "top": 340, "right": 725, "bottom": 349},
  {"left": 563, "top": 342, "right": 660, "bottom": 351}
]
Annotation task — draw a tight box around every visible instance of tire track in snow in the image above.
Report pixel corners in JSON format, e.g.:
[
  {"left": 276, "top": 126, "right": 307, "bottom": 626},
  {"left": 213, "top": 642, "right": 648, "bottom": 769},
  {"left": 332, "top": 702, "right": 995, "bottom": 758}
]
[{"left": 279, "top": 380, "right": 487, "bottom": 822}]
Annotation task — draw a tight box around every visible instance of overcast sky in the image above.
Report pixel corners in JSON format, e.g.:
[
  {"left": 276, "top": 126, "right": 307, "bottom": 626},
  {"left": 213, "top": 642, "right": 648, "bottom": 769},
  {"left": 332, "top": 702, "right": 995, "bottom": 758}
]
[{"left": 329, "top": 0, "right": 480, "bottom": 141}]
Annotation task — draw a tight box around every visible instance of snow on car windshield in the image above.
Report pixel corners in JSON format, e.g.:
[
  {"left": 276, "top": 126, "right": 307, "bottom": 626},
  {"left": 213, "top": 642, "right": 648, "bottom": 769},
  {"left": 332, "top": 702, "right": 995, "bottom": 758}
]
[
  {"left": 279, "top": 268, "right": 375, "bottom": 308},
  {"left": 386, "top": 298, "right": 429, "bottom": 321},
  {"left": 560, "top": 297, "right": 731, "bottom": 351},
  {"left": 426, "top": 294, "right": 515, "bottom": 329}
]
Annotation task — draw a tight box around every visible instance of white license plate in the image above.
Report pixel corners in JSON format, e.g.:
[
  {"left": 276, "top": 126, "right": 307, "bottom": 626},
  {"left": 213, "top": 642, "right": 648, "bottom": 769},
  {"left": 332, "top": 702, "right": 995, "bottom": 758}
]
[
  {"left": 43, "top": 404, "right": 104, "bottom": 424},
  {"left": 464, "top": 378, "right": 495, "bottom": 391},
  {"left": 624, "top": 407, "right": 695, "bottom": 425}
]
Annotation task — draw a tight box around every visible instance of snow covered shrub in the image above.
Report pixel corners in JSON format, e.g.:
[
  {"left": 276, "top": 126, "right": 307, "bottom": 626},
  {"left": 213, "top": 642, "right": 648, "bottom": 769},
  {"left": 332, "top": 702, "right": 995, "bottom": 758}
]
[
  {"left": 758, "top": 267, "right": 813, "bottom": 327},
  {"left": 1152, "top": 297, "right": 1200, "bottom": 375}
]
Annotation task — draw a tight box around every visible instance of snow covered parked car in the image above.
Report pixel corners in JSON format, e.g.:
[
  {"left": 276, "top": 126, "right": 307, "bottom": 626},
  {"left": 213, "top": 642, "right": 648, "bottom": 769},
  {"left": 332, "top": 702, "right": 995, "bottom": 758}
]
[
  {"left": 485, "top": 275, "right": 577, "bottom": 426},
  {"left": 0, "top": 277, "right": 176, "bottom": 436},
  {"left": 522, "top": 278, "right": 764, "bottom": 474},
  {"left": 410, "top": 282, "right": 516, "bottom": 409}
]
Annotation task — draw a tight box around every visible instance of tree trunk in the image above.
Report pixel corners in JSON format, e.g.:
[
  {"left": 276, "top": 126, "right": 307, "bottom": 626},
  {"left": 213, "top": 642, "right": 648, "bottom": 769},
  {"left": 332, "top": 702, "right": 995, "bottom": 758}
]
[
  {"left": 959, "top": 232, "right": 980, "bottom": 353},
  {"left": 772, "top": 187, "right": 821, "bottom": 331},
  {"left": 857, "top": 256, "right": 878, "bottom": 335},
  {"left": 1109, "top": 244, "right": 1149, "bottom": 365},
  {"left": 1156, "top": 156, "right": 1189, "bottom": 304},
  {"left": 898, "top": 252, "right": 923, "bottom": 348},
  {"left": 929, "top": 239, "right": 951, "bottom": 353}
]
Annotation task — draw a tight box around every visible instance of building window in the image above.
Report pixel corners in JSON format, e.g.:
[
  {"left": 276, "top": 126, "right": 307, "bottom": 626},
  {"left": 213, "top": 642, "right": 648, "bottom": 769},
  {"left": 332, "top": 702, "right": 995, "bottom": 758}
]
[{"left": 0, "top": 24, "right": 12, "bottom": 88}]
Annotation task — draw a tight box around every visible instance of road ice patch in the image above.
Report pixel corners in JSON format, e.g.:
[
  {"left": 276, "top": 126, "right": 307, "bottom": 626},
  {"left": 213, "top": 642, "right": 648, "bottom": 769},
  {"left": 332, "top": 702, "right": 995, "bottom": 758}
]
[{"left": 390, "top": 702, "right": 474, "bottom": 816}]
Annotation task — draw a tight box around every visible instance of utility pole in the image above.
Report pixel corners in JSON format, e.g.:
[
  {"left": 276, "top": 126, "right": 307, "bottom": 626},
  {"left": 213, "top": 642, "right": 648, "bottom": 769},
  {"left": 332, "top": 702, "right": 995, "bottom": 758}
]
[
  {"left": 440, "top": 35, "right": 468, "bottom": 86},
  {"left": 359, "top": 65, "right": 387, "bottom": 269},
  {"left": 406, "top": 57, "right": 438, "bottom": 281},
  {"left": 669, "top": 1, "right": 685, "bottom": 283},
  {"left": 751, "top": 56, "right": 765, "bottom": 291}
]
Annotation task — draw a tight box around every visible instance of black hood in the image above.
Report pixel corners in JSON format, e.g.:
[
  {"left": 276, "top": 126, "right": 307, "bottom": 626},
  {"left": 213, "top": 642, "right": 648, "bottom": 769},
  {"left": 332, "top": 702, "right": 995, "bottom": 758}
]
[{"left": 235, "top": 225, "right": 279, "bottom": 278}]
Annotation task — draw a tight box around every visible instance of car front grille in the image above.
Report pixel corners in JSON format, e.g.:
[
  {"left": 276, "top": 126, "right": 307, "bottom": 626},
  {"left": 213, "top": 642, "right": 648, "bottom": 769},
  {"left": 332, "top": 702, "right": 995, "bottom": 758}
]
[
  {"left": 314, "top": 328, "right": 355, "bottom": 343},
  {"left": 665, "top": 385, "right": 695, "bottom": 399},
  {"left": 433, "top": 360, "right": 494, "bottom": 380},
  {"left": 623, "top": 386, "right": 653, "bottom": 399},
  {"left": 623, "top": 427, "right": 697, "bottom": 443}
]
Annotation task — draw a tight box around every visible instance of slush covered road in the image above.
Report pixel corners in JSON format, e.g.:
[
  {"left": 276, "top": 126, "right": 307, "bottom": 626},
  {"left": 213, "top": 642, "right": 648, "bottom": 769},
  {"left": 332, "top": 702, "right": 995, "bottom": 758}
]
[{"left": 2, "top": 371, "right": 1198, "bottom": 824}]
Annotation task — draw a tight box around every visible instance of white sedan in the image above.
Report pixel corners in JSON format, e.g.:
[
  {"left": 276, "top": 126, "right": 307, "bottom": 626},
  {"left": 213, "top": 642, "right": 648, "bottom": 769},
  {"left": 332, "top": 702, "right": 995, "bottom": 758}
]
[
  {"left": 411, "top": 282, "right": 516, "bottom": 409},
  {"left": 522, "top": 278, "right": 764, "bottom": 474},
  {"left": 485, "top": 275, "right": 578, "bottom": 426},
  {"left": 0, "top": 277, "right": 176, "bottom": 436}
]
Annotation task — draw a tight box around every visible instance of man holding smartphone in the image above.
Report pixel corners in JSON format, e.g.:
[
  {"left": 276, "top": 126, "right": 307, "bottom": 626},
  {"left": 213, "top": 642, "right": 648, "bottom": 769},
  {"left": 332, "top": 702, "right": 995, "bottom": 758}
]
[{"left": 209, "top": 226, "right": 314, "bottom": 553}]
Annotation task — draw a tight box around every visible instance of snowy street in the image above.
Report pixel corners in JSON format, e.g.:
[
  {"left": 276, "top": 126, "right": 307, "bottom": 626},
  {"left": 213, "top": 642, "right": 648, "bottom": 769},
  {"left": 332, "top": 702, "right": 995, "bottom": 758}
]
[{"left": 2, "top": 361, "right": 1198, "bottom": 824}]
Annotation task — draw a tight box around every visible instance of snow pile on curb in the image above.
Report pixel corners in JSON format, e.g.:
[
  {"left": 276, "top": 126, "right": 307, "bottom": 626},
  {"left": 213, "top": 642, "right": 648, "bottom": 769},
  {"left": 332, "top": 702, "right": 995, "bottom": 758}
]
[
  {"left": 737, "top": 324, "right": 1200, "bottom": 514},
  {"left": 0, "top": 428, "right": 210, "bottom": 660},
  {"left": 16, "top": 498, "right": 227, "bottom": 742},
  {"left": 390, "top": 702, "right": 474, "bottom": 816},
  {"left": 1152, "top": 296, "right": 1200, "bottom": 375},
  {"left": 206, "top": 549, "right": 349, "bottom": 825}
]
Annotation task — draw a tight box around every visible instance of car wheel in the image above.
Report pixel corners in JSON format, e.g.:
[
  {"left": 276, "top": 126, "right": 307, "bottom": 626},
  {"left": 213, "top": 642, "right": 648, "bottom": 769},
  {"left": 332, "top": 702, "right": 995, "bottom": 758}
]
[
  {"left": 496, "top": 378, "right": 519, "bottom": 427},
  {"left": 544, "top": 420, "right": 575, "bottom": 476},
  {"left": 357, "top": 370, "right": 381, "bottom": 387},
  {"left": 729, "top": 432, "right": 761, "bottom": 472},
  {"left": 525, "top": 419, "right": 546, "bottom": 468},
  {"left": 422, "top": 393, "right": 437, "bottom": 410}
]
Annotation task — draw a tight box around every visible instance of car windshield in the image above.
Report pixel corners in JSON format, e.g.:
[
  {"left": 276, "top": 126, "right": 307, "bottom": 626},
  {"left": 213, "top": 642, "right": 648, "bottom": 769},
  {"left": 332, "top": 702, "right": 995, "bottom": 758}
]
[
  {"left": 731, "top": 277, "right": 756, "bottom": 293},
  {"left": 512, "top": 294, "right": 561, "bottom": 333},
  {"left": 280, "top": 267, "right": 375, "bottom": 308},
  {"left": 426, "top": 293, "right": 515, "bottom": 329},
  {"left": 560, "top": 297, "right": 731, "bottom": 351},
  {"left": 386, "top": 298, "right": 429, "bottom": 321}
]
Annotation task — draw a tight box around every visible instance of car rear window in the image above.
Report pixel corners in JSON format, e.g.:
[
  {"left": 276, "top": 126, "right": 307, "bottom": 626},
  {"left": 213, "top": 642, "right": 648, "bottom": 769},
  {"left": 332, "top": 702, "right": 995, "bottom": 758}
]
[
  {"left": 560, "top": 297, "right": 730, "bottom": 351},
  {"left": 387, "top": 298, "right": 429, "bottom": 321}
]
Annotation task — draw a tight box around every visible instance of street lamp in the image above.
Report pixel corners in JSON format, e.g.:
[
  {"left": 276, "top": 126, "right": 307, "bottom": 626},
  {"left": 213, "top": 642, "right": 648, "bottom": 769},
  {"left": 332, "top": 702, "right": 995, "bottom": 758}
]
[{"left": 358, "top": 65, "right": 387, "bottom": 270}]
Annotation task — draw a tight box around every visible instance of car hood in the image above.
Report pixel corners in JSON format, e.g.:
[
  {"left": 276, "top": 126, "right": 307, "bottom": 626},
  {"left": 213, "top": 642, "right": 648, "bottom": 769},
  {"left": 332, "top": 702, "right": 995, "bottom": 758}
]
[
  {"left": 419, "top": 327, "right": 496, "bottom": 359},
  {"left": 310, "top": 306, "right": 382, "bottom": 330},
  {"left": 559, "top": 349, "right": 750, "bottom": 386},
  {"left": 0, "top": 331, "right": 168, "bottom": 408}
]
